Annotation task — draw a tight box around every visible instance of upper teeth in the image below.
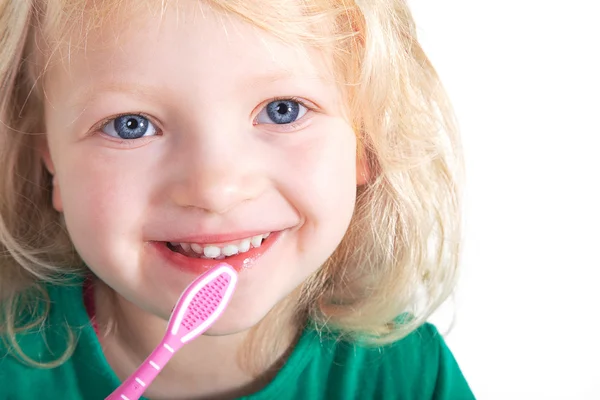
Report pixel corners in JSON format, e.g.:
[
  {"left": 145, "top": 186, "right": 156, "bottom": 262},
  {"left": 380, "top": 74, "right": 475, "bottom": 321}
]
[{"left": 171, "top": 232, "right": 270, "bottom": 259}]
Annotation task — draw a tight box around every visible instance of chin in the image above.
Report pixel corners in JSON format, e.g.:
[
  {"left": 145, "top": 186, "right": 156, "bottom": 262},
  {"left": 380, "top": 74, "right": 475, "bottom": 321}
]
[
  {"left": 201, "top": 310, "right": 265, "bottom": 336},
  {"left": 203, "top": 291, "right": 294, "bottom": 337}
]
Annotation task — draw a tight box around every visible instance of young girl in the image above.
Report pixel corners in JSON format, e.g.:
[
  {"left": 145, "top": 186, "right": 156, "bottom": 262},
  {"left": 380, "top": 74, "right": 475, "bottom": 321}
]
[{"left": 0, "top": 1, "right": 474, "bottom": 399}]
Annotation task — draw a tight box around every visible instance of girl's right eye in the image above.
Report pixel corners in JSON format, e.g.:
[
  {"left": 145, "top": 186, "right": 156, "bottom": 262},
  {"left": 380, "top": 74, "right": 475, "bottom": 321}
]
[{"left": 101, "top": 114, "right": 158, "bottom": 139}]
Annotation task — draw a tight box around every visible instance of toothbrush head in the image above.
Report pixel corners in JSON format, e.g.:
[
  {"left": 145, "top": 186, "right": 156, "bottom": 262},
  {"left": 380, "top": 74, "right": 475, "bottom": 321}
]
[{"left": 167, "top": 263, "right": 238, "bottom": 344}]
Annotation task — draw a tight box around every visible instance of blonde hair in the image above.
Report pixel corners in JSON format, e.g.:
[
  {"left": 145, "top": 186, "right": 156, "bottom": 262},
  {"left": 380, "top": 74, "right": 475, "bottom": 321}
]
[{"left": 0, "top": 0, "right": 463, "bottom": 371}]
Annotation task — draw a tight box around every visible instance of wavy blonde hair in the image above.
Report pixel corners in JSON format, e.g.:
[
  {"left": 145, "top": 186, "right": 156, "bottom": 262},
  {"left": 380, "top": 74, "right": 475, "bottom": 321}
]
[{"left": 0, "top": 0, "right": 463, "bottom": 372}]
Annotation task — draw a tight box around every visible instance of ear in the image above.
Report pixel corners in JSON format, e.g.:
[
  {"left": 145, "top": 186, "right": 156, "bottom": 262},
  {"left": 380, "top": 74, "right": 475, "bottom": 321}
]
[{"left": 38, "top": 136, "right": 63, "bottom": 212}]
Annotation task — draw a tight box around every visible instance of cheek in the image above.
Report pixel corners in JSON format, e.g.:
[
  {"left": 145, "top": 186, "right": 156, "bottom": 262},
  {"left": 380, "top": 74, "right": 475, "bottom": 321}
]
[
  {"left": 278, "top": 121, "right": 357, "bottom": 253},
  {"left": 56, "top": 150, "right": 150, "bottom": 257},
  {"left": 298, "top": 124, "right": 357, "bottom": 216}
]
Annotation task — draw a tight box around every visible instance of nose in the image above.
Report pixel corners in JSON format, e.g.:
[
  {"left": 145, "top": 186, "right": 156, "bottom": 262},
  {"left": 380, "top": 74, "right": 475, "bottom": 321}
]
[{"left": 167, "top": 129, "right": 267, "bottom": 214}]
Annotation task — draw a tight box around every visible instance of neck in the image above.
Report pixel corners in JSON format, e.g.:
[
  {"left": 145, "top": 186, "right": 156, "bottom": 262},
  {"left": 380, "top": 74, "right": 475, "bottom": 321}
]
[{"left": 94, "top": 282, "right": 302, "bottom": 400}]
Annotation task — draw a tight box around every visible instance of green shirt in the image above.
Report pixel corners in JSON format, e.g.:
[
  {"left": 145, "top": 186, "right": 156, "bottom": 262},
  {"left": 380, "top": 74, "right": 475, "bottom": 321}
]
[{"left": 0, "top": 280, "right": 475, "bottom": 399}]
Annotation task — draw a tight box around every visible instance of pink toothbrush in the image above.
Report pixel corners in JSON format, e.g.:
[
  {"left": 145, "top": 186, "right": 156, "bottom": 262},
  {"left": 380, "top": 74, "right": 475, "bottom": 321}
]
[{"left": 105, "top": 263, "right": 238, "bottom": 400}]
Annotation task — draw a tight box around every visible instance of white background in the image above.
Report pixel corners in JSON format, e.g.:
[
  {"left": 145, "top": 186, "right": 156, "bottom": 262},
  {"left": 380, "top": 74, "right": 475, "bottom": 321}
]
[{"left": 412, "top": 1, "right": 600, "bottom": 399}]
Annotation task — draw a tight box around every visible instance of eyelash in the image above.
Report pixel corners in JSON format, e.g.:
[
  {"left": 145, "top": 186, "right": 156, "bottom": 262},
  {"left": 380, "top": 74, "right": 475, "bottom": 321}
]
[{"left": 260, "top": 96, "right": 313, "bottom": 115}]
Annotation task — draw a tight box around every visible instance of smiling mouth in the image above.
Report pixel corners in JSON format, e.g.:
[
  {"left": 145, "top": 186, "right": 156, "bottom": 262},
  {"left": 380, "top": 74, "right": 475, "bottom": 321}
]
[
  {"left": 154, "top": 231, "right": 280, "bottom": 274},
  {"left": 166, "top": 232, "right": 271, "bottom": 260}
]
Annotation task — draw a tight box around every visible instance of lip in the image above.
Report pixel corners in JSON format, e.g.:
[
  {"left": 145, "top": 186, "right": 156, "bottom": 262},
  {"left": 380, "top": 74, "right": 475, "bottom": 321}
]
[
  {"left": 150, "top": 230, "right": 283, "bottom": 274},
  {"left": 165, "top": 230, "right": 275, "bottom": 246}
]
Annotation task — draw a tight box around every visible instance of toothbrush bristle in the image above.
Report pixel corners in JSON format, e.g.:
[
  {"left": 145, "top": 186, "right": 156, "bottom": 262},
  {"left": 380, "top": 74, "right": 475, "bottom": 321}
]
[{"left": 181, "top": 274, "right": 232, "bottom": 331}]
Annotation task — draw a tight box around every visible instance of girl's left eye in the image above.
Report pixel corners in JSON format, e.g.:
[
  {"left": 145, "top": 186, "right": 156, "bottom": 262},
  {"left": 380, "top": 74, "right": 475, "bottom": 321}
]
[
  {"left": 101, "top": 114, "right": 158, "bottom": 139},
  {"left": 255, "top": 99, "right": 308, "bottom": 125}
]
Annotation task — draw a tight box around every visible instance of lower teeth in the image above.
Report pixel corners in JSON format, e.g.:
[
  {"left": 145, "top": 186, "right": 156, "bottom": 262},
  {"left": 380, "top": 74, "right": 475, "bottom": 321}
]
[{"left": 197, "top": 253, "right": 230, "bottom": 260}]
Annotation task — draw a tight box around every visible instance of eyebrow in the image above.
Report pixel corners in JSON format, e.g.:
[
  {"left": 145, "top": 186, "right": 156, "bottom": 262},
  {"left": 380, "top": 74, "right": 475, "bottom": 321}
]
[
  {"left": 241, "top": 70, "right": 316, "bottom": 88},
  {"left": 70, "top": 70, "right": 328, "bottom": 109},
  {"left": 242, "top": 70, "right": 330, "bottom": 89},
  {"left": 69, "top": 81, "right": 164, "bottom": 110}
]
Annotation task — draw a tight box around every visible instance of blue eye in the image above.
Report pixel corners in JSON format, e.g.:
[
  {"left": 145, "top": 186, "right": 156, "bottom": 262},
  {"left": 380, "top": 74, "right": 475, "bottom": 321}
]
[
  {"left": 256, "top": 100, "right": 307, "bottom": 125},
  {"left": 101, "top": 115, "right": 157, "bottom": 139}
]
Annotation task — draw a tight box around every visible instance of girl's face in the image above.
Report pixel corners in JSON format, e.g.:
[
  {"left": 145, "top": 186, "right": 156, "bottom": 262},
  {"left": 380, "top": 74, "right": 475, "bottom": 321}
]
[{"left": 42, "top": 3, "right": 360, "bottom": 333}]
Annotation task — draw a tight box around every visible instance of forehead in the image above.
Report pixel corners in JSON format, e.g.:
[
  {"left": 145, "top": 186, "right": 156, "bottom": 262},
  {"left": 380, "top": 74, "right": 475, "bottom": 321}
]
[{"left": 43, "top": 1, "right": 337, "bottom": 109}]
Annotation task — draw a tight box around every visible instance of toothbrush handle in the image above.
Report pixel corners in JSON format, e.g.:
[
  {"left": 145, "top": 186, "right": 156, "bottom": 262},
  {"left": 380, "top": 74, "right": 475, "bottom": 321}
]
[{"left": 105, "top": 338, "right": 180, "bottom": 400}]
